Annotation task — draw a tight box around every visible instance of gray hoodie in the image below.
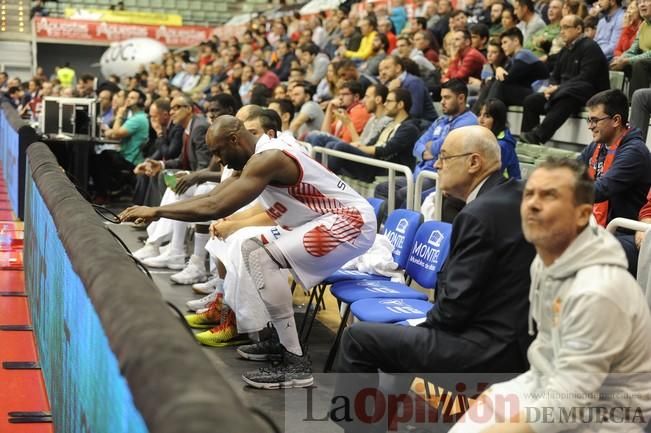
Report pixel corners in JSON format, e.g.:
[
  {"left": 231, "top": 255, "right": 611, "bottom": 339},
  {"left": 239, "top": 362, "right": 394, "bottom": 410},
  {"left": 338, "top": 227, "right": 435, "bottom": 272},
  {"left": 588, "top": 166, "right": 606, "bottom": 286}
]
[{"left": 486, "top": 225, "right": 651, "bottom": 432}]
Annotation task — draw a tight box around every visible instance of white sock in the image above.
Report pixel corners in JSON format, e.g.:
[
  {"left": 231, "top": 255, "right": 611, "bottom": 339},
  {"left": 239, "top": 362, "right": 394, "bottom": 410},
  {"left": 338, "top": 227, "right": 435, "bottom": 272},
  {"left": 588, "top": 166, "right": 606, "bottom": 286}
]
[
  {"left": 272, "top": 317, "right": 302, "bottom": 356},
  {"left": 169, "top": 220, "right": 187, "bottom": 255},
  {"left": 194, "top": 232, "right": 210, "bottom": 259}
]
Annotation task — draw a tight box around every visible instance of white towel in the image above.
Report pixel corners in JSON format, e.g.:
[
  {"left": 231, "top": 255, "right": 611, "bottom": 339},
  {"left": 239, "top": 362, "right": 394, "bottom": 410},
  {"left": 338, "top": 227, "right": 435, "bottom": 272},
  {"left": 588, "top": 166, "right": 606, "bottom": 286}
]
[{"left": 341, "top": 234, "right": 404, "bottom": 283}]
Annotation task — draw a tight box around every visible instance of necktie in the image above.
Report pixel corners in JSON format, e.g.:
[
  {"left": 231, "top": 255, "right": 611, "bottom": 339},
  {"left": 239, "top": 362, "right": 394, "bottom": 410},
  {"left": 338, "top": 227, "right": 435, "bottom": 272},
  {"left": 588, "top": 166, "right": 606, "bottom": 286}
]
[{"left": 181, "top": 131, "right": 190, "bottom": 170}]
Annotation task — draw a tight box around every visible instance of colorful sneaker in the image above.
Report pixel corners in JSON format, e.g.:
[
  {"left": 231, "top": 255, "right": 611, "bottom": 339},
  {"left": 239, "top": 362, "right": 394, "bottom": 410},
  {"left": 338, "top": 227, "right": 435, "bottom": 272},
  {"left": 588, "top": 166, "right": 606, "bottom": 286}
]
[
  {"left": 185, "top": 294, "right": 223, "bottom": 329},
  {"left": 170, "top": 255, "right": 207, "bottom": 285},
  {"left": 195, "top": 308, "right": 250, "bottom": 347},
  {"left": 192, "top": 275, "right": 224, "bottom": 295},
  {"left": 186, "top": 289, "right": 220, "bottom": 312},
  {"left": 133, "top": 243, "right": 159, "bottom": 261},
  {"left": 237, "top": 326, "right": 282, "bottom": 362},
  {"left": 241, "top": 345, "right": 313, "bottom": 389}
]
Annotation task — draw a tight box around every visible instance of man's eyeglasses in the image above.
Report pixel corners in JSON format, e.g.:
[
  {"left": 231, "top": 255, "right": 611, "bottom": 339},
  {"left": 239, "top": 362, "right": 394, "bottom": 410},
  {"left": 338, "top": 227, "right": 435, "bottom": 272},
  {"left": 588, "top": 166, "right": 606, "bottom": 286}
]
[
  {"left": 586, "top": 115, "right": 612, "bottom": 126},
  {"left": 171, "top": 104, "right": 189, "bottom": 110},
  {"left": 437, "top": 152, "right": 474, "bottom": 163}
]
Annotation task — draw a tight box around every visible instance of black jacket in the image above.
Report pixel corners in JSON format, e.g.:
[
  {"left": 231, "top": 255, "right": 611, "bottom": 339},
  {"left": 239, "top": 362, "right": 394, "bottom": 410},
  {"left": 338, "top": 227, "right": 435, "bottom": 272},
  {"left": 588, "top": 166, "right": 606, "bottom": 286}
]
[
  {"left": 149, "top": 122, "right": 184, "bottom": 161},
  {"left": 372, "top": 117, "right": 419, "bottom": 168},
  {"left": 426, "top": 172, "right": 537, "bottom": 368},
  {"left": 550, "top": 36, "right": 610, "bottom": 103},
  {"left": 579, "top": 127, "right": 651, "bottom": 223}
]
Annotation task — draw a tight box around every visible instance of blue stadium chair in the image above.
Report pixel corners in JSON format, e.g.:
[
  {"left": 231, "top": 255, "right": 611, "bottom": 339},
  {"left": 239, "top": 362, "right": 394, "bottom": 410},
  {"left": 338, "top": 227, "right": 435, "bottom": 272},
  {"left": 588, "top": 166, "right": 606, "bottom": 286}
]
[
  {"left": 351, "top": 298, "right": 435, "bottom": 322},
  {"left": 323, "top": 221, "right": 453, "bottom": 371},
  {"left": 299, "top": 209, "right": 423, "bottom": 343}
]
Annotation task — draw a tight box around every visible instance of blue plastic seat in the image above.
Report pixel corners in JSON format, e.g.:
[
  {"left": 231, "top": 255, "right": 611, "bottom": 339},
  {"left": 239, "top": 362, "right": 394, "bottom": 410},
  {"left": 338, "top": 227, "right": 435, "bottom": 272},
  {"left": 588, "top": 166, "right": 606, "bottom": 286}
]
[{"left": 351, "top": 298, "right": 435, "bottom": 322}]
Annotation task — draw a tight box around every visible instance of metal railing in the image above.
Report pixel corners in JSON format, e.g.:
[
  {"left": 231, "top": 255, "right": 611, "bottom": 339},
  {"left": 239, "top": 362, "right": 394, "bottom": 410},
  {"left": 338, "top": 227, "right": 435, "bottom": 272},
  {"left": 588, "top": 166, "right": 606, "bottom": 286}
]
[
  {"left": 414, "top": 170, "right": 442, "bottom": 221},
  {"left": 606, "top": 218, "right": 651, "bottom": 234},
  {"left": 310, "top": 146, "right": 413, "bottom": 213}
]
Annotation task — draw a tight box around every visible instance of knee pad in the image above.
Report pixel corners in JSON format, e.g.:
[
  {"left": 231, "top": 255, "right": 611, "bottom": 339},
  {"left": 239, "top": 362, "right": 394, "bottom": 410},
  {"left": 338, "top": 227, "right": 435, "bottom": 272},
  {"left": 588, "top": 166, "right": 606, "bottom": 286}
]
[{"left": 241, "top": 237, "right": 266, "bottom": 291}]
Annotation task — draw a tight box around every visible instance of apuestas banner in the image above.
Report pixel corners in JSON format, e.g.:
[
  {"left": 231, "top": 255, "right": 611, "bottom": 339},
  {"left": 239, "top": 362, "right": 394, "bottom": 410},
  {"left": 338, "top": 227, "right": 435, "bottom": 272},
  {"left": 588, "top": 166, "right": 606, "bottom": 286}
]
[
  {"left": 34, "top": 17, "right": 215, "bottom": 48},
  {"left": 64, "top": 7, "right": 183, "bottom": 26}
]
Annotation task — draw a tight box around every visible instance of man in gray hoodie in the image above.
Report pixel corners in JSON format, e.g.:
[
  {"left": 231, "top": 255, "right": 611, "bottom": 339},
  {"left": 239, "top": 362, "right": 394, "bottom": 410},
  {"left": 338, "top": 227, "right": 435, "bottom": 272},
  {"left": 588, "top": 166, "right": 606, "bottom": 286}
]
[{"left": 450, "top": 157, "right": 651, "bottom": 433}]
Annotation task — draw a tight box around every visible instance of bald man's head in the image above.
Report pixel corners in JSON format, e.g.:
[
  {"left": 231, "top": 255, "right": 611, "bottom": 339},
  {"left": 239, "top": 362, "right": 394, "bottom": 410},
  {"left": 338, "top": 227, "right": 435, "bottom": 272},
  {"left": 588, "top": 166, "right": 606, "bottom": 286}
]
[
  {"left": 206, "top": 115, "right": 257, "bottom": 171},
  {"left": 236, "top": 104, "right": 263, "bottom": 122},
  {"left": 434, "top": 126, "right": 502, "bottom": 200}
]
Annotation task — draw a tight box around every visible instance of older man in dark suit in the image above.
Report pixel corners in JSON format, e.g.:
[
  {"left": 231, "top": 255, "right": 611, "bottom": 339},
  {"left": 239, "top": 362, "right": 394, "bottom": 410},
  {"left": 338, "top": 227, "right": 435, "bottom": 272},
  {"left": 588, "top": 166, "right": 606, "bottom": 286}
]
[{"left": 331, "top": 125, "right": 537, "bottom": 433}]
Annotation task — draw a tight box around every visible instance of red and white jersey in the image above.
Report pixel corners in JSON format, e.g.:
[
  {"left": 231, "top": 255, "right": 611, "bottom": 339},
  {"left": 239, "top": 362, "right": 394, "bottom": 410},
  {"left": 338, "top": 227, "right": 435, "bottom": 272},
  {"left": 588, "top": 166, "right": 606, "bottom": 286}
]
[{"left": 253, "top": 134, "right": 377, "bottom": 288}]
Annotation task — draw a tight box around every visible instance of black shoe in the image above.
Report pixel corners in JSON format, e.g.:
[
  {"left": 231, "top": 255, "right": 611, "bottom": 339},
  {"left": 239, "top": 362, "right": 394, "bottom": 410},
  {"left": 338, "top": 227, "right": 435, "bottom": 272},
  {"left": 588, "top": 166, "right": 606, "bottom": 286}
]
[
  {"left": 520, "top": 131, "right": 543, "bottom": 145},
  {"left": 237, "top": 326, "right": 282, "bottom": 361},
  {"left": 241, "top": 345, "right": 313, "bottom": 390}
]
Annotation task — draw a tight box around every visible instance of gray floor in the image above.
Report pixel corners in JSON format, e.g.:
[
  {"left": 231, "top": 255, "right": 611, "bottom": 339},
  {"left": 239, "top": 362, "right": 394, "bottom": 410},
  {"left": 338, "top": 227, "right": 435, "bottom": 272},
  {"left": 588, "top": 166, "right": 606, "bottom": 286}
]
[{"left": 110, "top": 222, "right": 342, "bottom": 433}]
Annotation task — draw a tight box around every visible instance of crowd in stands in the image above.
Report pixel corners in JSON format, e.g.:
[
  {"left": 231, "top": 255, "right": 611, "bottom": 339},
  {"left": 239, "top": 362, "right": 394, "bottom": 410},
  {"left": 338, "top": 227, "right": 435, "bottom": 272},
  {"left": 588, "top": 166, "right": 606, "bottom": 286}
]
[{"left": 3, "top": 0, "right": 651, "bottom": 427}]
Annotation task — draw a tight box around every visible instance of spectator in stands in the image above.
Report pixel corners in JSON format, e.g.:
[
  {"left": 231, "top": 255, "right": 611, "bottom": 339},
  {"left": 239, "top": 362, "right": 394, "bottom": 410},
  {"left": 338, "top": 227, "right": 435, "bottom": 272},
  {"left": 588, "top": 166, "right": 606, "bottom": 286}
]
[
  {"left": 396, "top": 35, "right": 438, "bottom": 77},
  {"left": 252, "top": 59, "right": 279, "bottom": 105},
  {"left": 333, "top": 126, "right": 536, "bottom": 433},
  {"left": 414, "top": 30, "right": 440, "bottom": 64},
  {"left": 306, "top": 80, "right": 370, "bottom": 147},
  {"left": 268, "top": 98, "right": 295, "bottom": 133},
  {"left": 0, "top": 86, "right": 20, "bottom": 109},
  {"left": 443, "top": 30, "right": 488, "bottom": 83},
  {"left": 270, "top": 41, "right": 295, "bottom": 82},
  {"left": 515, "top": 0, "right": 547, "bottom": 40},
  {"left": 340, "top": 16, "right": 378, "bottom": 61},
  {"left": 477, "top": 98, "right": 521, "bottom": 178},
  {"left": 470, "top": 23, "right": 490, "bottom": 56},
  {"left": 489, "top": 2, "right": 507, "bottom": 36},
  {"left": 314, "top": 63, "right": 338, "bottom": 104},
  {"left": 299, "top": 43, "right": 330, "bottom": 85},
  {"left": 584, "top": 14, "right": 599, "bottom": 38},
  {"left": 340, "top": 19, "right": 362, "bottom": 54},
  {"left": 359, "top": 33, "right": 389, "bottom": 77},
  {"left": 630, "top": 88, "right": 651, "bottom": 140},
  {"left": 98, "top": 89, "right": 114, "bottom": 128},
  {"left": 326, "top": 87, "right": 420, "bottom": 181},
  {"left": 469, "top": 40, "right": 508, "bottom": 100},
  {"left": 391, "top": 0, "right": 409, "bottom": 34},
  {"left": 238, "top": 65, "right": 256, "bottom": 106},
  {"left": 502, "top": 6, "right": 520, "bottom": 31},
  {"left": 375, "top": 79, "right": 478, "bottom": 208},
  {"left": 614, "top": 1, "right": 642, "bottom": 57},
  {"left": 610, "top": 0, "right": 651, "bottom": 97},
  {"left": 594, "top": 0, "right": 625, "bottom": 60},
  {"left": 289, "top": 81, "right": 325, "bottom": 140},
  {"left": 482, "top": 27, "right": 548, "bottom": 106},
  {"left": 379, "top": 56, "right": 437, "bottom": 121},
  {"left": 525, "top": 0, "right": 563, "bottom": 60},
  {"left": 56, "top": 62, "right": 75, "bottom": 89},
  {"left": 450, "top": 157, "right": 651, "bottom": 433},
  {"left": 76, "top": 74, "right": 95, "bottom": 98},
  {"left": 179, "top": 63, "right": 201, "bottom": 94},
  {"left": 93, "top": 89, "right": 149, "bottom": 203},
  {"left": 520, "top": 15, "right": 609, "bottom": 145},
  {"left": 578, "top": 89, "right": 651, "bottom": 271}
]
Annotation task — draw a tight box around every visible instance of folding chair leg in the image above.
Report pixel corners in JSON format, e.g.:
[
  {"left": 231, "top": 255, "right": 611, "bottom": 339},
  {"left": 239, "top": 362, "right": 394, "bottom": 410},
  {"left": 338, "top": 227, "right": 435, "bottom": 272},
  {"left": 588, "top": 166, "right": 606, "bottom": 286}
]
[
  {"left": 302, "top": 285, "right": 327, "bottom": 345},
  {"left": 323, "top": 304, "right": 351, "bottom": 373},
  {"left": 299, "top": 284, "right": 318, "bottom": 340}
]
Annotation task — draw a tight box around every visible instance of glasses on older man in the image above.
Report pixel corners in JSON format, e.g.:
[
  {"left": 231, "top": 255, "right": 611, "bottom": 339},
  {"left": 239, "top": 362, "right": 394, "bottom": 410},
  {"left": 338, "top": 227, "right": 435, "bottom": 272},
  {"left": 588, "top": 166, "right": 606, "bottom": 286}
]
[{"left": 437, "top": 152, "right": 474, "bottom": 163}]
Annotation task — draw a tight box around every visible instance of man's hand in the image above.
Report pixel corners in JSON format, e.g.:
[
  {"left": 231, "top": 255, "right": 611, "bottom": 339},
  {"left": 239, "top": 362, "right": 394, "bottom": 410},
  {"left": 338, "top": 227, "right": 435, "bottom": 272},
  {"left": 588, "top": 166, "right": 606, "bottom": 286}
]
[
  {"left": 636, "top": 230, "right": 648, "bottom": 250},
  {"left": 115, "top": 105, "right": 127, "bottom": 120},
  {"left": 119, "top": 206, "right": 159, "bottom": 225},
  {"left": 495, "top": 66, "right": 508, "bottom": 81},
  {"left": 133, "top": 161, "right": 149, "bottom": 175},
  {"left": 210, "top": 219, "right": 238, "bottom": 240},
  {"left": 151, "top": 117, "right": 164, "bottom": 136},
  {"left": 543, "top": 84, "right": 558, "bottom": 100},
  {"left": 175, "top": 171, "right": 203, "bottom": 195},
  {"left": 610, "top": 56, "right": 629, "bottom": 71},
  {"left": 388, "top": 77, "right": 402, "bottom": 91},
  {"left": 145, "top": 160, "right": 164, "bottom": 176}
]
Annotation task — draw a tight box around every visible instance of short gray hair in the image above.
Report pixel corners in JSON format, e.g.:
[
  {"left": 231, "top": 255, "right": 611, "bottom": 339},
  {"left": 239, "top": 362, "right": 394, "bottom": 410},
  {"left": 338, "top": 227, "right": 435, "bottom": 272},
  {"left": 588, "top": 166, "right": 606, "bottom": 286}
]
[{"left": 460, "top": 126, "right": 502, "bottom": 166}]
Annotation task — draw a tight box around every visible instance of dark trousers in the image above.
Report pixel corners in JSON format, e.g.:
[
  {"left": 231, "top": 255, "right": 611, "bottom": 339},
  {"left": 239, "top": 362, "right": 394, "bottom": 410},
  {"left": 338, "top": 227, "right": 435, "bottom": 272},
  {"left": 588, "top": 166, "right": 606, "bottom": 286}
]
[
  {"left": 521, "top": 93, "right": 584, "bottom": 143},
  {"left": 616, "top": 233, "right": 639, "bottom": 276},
  {"left": 488, "top": 81, "right": 534, "bottom": 107},
  {"left": 133, "top": 172, "right": 166, "bottom": 206},
  {"left": 626, "top": 59, "right": 651, "bottom": 99},
  {"left": 91, "top": 150, "right": 135, "bottom": 196},
  {"left": 331, "top": 322, "right": 528, "bottom": 433}
]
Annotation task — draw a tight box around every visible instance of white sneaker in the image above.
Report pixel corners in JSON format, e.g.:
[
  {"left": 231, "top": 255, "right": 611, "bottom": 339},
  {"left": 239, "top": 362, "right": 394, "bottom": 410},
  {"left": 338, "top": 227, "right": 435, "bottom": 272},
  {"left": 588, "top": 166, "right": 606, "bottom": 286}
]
[
  {"left": 170, "top": 255, "right": 207, "bottom": 284},
  {"left": 133, "top": 243, "right": 159, "bottom": 261},
  {"left": 192, "top": 275, "right": 224, "bottom": 294},
  {"left": 186, "top": 289, "right": 219, "bottom": 311},
  {"left": 142, "top": 250, "right": 186, "bottom": 269}
]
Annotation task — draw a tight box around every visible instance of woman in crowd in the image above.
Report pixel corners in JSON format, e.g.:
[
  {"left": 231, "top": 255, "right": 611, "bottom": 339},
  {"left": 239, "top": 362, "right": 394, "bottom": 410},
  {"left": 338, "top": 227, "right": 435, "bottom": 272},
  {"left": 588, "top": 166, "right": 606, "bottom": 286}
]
[
  {"left": 614, "top": 0, "right": 641, "bottom": 57},
  {"left": 477, "top": 98, "right": 521, "bottom": 179},
  {"left": 238, "top": 65, "right": 256, "bottom": 106},
  {"left": 501, "top": 8, "right": 519, "bottom": 31}
]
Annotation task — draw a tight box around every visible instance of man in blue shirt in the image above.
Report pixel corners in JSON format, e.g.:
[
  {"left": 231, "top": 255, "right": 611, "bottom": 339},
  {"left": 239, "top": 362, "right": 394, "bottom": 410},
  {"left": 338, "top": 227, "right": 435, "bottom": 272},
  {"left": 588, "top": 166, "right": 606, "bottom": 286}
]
[
  {"left": 375, "top": 79, "right": 478, "bottom": 208},
  {"left": 594, "top": 0, "right": 625, "bottom": 60},
  {"left": 379, "top": 55, "right": 438, "bottom": 121}
]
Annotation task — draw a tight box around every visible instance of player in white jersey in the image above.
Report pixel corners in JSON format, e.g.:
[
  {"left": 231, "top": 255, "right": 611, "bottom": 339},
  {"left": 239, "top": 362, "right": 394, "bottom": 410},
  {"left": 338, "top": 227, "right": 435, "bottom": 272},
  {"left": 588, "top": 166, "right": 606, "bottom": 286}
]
[{"left": 120, "top": 115, "right": 377, "bottom": 389}]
